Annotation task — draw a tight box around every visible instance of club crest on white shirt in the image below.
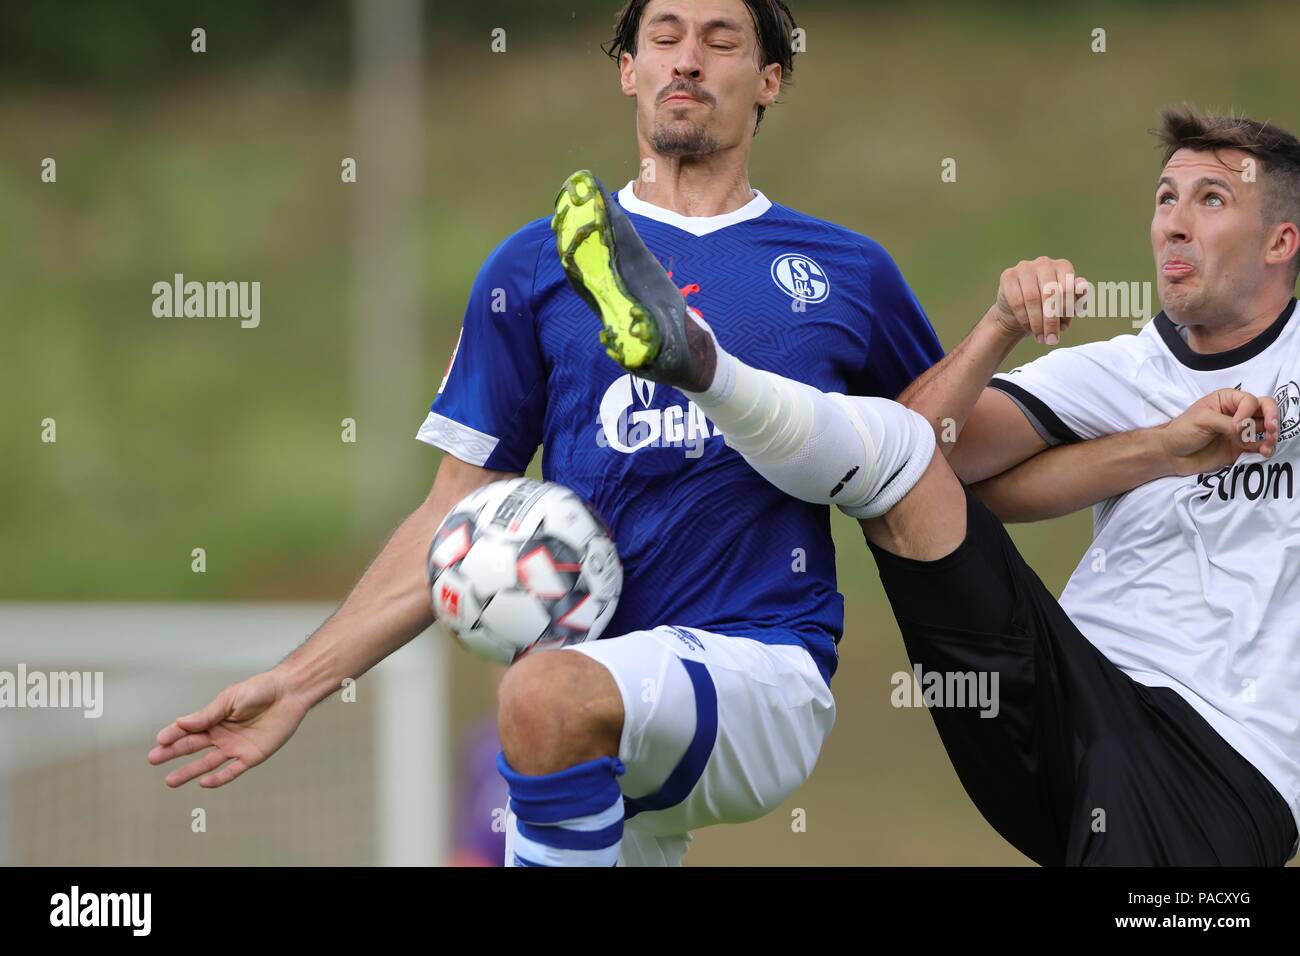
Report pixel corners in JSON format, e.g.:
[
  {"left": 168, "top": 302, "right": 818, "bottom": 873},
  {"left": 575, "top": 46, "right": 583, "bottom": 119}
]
[{"left": 1275, "top": 380, "right": 1300, "bottom": 441}]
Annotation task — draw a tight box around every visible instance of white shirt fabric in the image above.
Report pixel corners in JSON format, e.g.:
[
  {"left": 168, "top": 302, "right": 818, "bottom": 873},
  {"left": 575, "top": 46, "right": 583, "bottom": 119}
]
[{"left": 989, "top": 298, "right": 1300, "bottom": 839}]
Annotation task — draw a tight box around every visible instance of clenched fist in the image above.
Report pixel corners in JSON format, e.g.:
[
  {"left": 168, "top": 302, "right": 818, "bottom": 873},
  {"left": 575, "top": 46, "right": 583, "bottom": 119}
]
[
  {"left": 1160, "top": 388, "right": 1282, "bottom": 476},
  {"left": 990, "top": 256, "right": 1090, "bottom": 346}
]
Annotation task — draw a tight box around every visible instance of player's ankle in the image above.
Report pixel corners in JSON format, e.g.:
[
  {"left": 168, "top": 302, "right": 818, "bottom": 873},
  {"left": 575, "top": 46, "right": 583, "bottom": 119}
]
[
  {"left": 682, "top": 313, "right": 719, "bottom": 393},
  {"left": 681, "top": 314, "right": 731, "bottom": 401}
]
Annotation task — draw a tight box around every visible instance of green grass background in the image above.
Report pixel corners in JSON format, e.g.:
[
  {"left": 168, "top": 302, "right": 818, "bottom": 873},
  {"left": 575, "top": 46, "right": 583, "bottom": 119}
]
[{"left": 3, "top": 1, "right": 1297, "bottom": 864}]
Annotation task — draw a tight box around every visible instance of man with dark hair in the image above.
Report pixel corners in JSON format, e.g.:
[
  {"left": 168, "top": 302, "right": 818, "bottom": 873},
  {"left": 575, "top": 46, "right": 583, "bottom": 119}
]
[
  {"left": 1154, "top": 107, "right": 1300, "bottom": 286},
  {"left": 149, "top": 0, "right": 946, "bottom": 866},
  {"left": 603, "top": 0, "right": 796, "bottom": 134},
  {"left": 564, "top": 103, "right": 1300, "bottom": 864}
]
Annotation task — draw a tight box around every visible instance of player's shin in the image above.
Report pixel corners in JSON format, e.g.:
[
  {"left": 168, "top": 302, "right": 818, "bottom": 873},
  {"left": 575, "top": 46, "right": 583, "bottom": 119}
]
[
  {"left": 496, "top": 752, "right": 626, "bottom": 867},
  {"left": 683, "top": 344, "right": 936, "bottom": 519}
]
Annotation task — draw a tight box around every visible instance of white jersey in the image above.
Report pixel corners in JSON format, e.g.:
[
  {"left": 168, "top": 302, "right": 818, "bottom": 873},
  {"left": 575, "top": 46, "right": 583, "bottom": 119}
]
[{"left": 990, "top": 298, "right": 1300, "bottom": 836}]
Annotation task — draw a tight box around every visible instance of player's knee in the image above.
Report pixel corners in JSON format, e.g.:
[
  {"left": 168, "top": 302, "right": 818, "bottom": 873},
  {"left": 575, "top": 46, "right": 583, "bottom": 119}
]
[{"left": 497, "top": 649, "right": 623, "bottom": 775}]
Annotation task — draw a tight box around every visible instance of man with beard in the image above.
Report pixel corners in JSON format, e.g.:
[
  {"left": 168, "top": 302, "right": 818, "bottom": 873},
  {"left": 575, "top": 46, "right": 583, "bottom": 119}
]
[{"left": 150, "top": 0, "right": 950, "bottom": 866}]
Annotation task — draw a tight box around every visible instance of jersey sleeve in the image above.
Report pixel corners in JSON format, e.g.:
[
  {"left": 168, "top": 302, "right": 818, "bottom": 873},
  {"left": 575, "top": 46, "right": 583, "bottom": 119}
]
[
  {"left": 853, "top": 239, "right": 945, "bottom": 398},
  {"left": 416, "top": 224, "right": 548, "bottom": 472},
  {"left": 988, "top": 334, "right": 1145, "bottom": 445}
]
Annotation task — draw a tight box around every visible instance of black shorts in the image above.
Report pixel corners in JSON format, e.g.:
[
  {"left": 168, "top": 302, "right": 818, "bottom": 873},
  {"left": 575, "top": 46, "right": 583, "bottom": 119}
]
[{"left": 868, "top": 486, "right": 1297, "bottom": 866}]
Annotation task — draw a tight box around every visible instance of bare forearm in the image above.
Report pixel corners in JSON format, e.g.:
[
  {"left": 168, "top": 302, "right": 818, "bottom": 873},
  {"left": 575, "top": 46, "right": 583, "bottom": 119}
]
[
  {"left": 275, "top": 510, "right": 442, "bottom": 707},
  {"left": 275, "top": 456, "right": 514, "bottom": 708},
  {"left": 901, "top": 308, "right": 1024, "bottom": 454},
  {"left": 970, "top": 427, "right": 1173, "bottom": 523}
]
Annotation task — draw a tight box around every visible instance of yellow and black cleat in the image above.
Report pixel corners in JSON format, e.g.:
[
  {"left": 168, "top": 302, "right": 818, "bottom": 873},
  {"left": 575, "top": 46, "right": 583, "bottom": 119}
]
[{"left": 553, "top": 170, "right": 714, "bottom": 391}]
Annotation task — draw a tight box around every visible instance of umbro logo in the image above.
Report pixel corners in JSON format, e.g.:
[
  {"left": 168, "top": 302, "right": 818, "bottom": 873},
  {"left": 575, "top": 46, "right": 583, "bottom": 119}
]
[{"left": 664, "top": 625, "right": 704, "bottom": 651}]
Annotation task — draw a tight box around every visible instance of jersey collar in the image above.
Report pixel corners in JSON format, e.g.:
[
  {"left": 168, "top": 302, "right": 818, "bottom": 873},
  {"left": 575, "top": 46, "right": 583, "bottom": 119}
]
[
  {"left": 616, "top": 180, "right": 772, "bottom": 237},
  {"left": 1154, "top": 297, "right": 1297, "bottom": 370}
]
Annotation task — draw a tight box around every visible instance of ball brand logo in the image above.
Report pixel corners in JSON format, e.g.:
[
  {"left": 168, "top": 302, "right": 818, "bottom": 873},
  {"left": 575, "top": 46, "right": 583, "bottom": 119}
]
[
  {"left": 597, "top": 373, "right": 722, "bottom": 457},
  {"left": 1275, "top": 380, "right": 1300, "bottom": 441},
  {"left": 770, "top": 253, "right": 829, "bottom": 303},
  {"left": 439, "top": 584, "right": 460, "bottom": 618},
  {"left": 489, "top": 479, "right": 547, "bottom": 529}
]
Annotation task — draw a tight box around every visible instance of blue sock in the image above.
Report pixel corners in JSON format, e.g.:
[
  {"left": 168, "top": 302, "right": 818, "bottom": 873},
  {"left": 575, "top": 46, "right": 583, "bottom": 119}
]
[{"left": 497, "top": 752, "right": 626, "bottom": 867}]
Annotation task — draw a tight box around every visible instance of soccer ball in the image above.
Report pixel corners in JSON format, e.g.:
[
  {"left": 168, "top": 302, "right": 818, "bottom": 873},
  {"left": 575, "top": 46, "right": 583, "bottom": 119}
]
[{"left": 427, "top": 478, "right": 622, "bottom": 664}]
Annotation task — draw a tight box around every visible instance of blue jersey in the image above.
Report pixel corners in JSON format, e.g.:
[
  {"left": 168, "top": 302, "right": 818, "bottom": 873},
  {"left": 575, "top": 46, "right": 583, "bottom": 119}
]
[{"left": 418, "top": 181, "right": 944, "bottom": 684}]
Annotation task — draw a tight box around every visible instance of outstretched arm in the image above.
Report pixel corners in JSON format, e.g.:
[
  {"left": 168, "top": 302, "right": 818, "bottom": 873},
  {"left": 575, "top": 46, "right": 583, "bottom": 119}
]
[
  {"left": 148, "top": 452, "right": 515, "bottom": 788},
  {"left": 273, "top": 453, "right": 514, "bottom": 705}
]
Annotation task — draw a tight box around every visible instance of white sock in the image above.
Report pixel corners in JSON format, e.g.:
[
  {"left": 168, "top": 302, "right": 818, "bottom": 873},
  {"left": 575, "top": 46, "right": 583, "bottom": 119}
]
[
  {"left": 827, "top": 393, "right": 936, "bottom": 518},
  {"left": 683, "top": 330, "right": 935, "bottom": 519}
]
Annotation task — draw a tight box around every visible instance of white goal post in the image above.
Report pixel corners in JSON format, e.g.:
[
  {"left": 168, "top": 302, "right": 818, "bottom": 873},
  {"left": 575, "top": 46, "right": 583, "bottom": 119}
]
[{"left": 0, "top": 603, "right": 448, "bottom": 866}]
